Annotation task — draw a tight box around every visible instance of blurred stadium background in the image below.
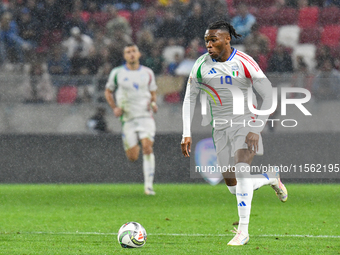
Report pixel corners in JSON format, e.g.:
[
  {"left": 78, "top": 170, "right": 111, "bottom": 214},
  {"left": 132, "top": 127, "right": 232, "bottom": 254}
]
[{"left": 0, "top": 0, "right": 339, "bottom": 183}]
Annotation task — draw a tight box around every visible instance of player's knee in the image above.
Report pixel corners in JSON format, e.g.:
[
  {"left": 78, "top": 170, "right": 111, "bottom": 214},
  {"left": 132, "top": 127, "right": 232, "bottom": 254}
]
[
  {"left": 222, "top": 168, "right": 236, "bottom": 186},
  {"left": 126, "top": 147, "right": 139, "bottom": 162},
  {"left": 142, "top": 146, "right": 153, "bottom": 155},
  {"left": 127, "top": 154, "right": 139, "bottom": 162},
  {"left": 224, "top": 177, "right": 237, "bottom": 186}
]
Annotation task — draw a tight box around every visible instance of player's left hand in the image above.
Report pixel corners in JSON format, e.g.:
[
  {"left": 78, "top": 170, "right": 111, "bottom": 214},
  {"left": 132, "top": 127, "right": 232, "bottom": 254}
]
[
  {"left": 245, "top": 132, "right": 259, "bottom": 153},
  {"left": 181, "top": 137, "right": 192, "bottom": 157},
  {"left": 151, "top": 102, "right": 158, "bottom": 113}
]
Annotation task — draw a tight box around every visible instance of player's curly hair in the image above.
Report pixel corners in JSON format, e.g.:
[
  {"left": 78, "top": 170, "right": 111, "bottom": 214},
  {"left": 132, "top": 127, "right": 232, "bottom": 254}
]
[{"left": 207, "top": 21, "right": 242, "bottom": 39}]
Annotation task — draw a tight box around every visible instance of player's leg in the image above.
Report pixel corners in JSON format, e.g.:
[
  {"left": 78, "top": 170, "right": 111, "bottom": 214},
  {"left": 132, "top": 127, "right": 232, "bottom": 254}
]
[
  {"left": 249, "top": 134, "right": 288, "bottom": 200},
  {"left": 228, "top": 133, "right": 287, "bottom": 246},
  {"left": 216, "top": 129, "right": 274, "bottom": 195},
  {"left": 125, "top": 146, "right": 140, "bottom": 162},
  {"left": 122, "top": 121, "right": 140, "bottom": 162},
  {"left": 224, "top": 165, "right": 281, "bottom": 194},
  {"left": 214, "top": 129, "right": 237, "bottom": 195},
  {"left": 139, "top": 118, "right": 156, "bottom": 195},
  {"left": 227, "top": 147, "right": 254, "bottom": 246},
  {"left": 140, "top": 137, "right": 155, "bottom": 195},
  {"left": 228, "top": 132, "right": 284, "bottom": 193},
  {"left": 222, "top": 168, "right": 236, "bottom": 194}
]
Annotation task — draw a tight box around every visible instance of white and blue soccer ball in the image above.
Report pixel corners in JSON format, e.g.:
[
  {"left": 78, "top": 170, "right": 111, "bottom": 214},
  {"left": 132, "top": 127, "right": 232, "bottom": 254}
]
[{"left": 117, "top": 222, "right": 147, "bottom": 248}]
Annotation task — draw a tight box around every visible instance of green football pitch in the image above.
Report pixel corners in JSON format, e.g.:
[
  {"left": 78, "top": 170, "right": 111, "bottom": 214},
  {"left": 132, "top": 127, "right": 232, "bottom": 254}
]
[{"left": 0, "top": 183, "right": 339, "bottom": 254}]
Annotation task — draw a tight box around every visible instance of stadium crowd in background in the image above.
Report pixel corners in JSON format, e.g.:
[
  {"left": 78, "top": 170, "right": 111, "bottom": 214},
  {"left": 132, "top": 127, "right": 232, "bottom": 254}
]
[{"left": 0, "top": 0, "right": 340, "bottom": 102}]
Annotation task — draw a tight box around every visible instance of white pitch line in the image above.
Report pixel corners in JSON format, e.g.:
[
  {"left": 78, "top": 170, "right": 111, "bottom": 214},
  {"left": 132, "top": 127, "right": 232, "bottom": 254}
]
[{"left": 22, "top": 232, "right": 340, "bottom": 239}]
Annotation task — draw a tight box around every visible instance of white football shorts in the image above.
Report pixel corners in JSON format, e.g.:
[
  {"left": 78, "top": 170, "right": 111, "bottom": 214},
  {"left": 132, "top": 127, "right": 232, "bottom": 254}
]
[
  {"left": 213, "top": 125, "right": 263, "bottom": 168},
  {"left": 122, "top": 117, "right": 156, "bottom": 151}
]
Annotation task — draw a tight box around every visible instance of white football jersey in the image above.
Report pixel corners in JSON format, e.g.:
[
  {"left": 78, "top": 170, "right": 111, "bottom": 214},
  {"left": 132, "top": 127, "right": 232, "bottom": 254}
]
[
  {"left": 183, "top": 48, "right": 273, "bottom": 136},
  {"left": 106, "top": 65, "right": 157, "bottom": 122}
]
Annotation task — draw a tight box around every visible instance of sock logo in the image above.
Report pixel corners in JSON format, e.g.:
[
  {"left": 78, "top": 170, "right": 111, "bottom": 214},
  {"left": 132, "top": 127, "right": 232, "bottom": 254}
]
[
  {"left": 238, "top": 201, "right": 246, "bottom": 207},
  {"left": 237, "top": 193, "right": 248, "bottom": 196}
]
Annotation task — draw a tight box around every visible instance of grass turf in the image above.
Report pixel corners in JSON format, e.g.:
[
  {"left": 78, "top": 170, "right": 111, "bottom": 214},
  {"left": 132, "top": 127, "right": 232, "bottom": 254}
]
[{"left": 0, "top": 183, "right": 339, "bottom": 254}]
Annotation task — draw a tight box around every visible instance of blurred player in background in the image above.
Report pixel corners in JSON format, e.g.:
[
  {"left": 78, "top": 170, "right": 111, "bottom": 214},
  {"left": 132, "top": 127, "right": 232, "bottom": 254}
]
[
  {"left": 181, "top": 21, "right": 288, "bottom": 246},
  {"left": 105, "top": 43, "right": 158, "bottom": 195}
]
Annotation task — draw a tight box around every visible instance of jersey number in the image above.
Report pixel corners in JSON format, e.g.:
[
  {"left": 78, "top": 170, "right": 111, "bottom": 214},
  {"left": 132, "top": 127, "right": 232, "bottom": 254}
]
[{"left": 220, "top": 76, "right": 232, "bottom": 85}]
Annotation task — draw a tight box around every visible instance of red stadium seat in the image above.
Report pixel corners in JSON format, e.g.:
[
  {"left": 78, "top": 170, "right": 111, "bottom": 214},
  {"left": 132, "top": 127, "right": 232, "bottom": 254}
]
[
  {"left": 81, "top": 11, "right": 91, "bottom": 23},
  {"left": 249, "top": 0, "right": 275, "bottom": 8},
  {"left": 298, "top": 6, "right": 319, "bottom": 28},
  {"left": 248, "top": 6, "right": 258, "bottom": 16},
  {"left": 259, "top": 26, "right": 278, "bottom": 50},
  {"left": 228, "top": 6, "right": 237, "bottom": 17},
  {"left": 131, "top": 8, "right": 147, "bottom": 32},
  {"left": 92, "top": 12, "right": 110, "bottom": 27},
  {"left": 321, "top": 25, "right": 340, "bottom": 47},
  {"left": 319, "top": 6, "right": 340, "bottom": 26},
  {"left": 299, "top": 27, "right": 321, "bottom": 44},
  {"left": 38, "top": 29, "right": 63, "bottom": 51},
  {"left": 256, "top": 7, "right": 277, "bottom": 26},
  {"left": 275, "top": 8, "right": 298, "bottom": 26},
  {"left": 226, "top": 0, "right": 233, "bottom": 7},
  {"left": 118, "top": 10, "right": 132, "bottom": 23},
  {"left": 57, "top": 86, "right": 78, "bottom": 104},
  {"left": 164, "top": 92, "right": 180, "bottom": 103}
]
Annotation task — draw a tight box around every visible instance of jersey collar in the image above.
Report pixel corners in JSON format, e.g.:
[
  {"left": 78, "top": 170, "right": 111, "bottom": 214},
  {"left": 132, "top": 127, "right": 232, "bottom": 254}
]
[
  {"left": 211, "top": 47, "right": 237, "bottom": 62},
  {"left": 124, "top": 64, "right": 141, "bottom": 71},
  {"left": 226, "top": 47, "right": 237, "bottom": 61}
]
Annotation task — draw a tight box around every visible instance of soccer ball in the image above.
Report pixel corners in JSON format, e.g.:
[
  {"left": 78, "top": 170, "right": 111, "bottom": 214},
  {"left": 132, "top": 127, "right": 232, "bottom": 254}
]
[{"left": 117, "top": 222, "right": 147, "bottom": 248}]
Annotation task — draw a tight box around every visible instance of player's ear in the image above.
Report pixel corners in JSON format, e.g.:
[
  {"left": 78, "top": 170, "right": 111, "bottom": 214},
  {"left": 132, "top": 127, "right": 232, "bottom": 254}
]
[{"left": 225, "top": 33, "right": 231, "bottom": 45}]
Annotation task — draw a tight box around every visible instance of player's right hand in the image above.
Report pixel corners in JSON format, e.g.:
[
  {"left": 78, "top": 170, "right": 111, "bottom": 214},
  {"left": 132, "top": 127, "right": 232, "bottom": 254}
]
[
  {"left": 245, "top": 132, "right": 259, "bottom": 153},
  {"left": 181, "top": 137, "right": 192, "bottom": 157},
  {"left": 113, "top": 107, "right": 123, "bottom": 117}
]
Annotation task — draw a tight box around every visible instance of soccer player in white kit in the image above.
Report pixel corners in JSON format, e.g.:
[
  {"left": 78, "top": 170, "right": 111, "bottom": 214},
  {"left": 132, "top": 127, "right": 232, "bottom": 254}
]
[
  {"left": 105, "top": 44, "right": 158, "bottom": 195},
  {"left": 181, "top": 21, "right": 288, "bottom": 245}
]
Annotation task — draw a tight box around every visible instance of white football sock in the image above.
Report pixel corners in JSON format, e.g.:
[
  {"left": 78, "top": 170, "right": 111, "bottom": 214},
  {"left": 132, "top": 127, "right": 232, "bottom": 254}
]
[
  {"left": 227, "top": 185, "right": 236, "bottom": 195},
  {"left": 143, "top": 153, "right": 155, "bottom": 190},
  {"left": 252, "top": 167, "right": 277, "bottom": 190},
  {"left": 235, "top": 162, "right": 253, "bottom": 236},
  {"left": 252, "top": 175, "right": 274, "bottom": 190}
]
